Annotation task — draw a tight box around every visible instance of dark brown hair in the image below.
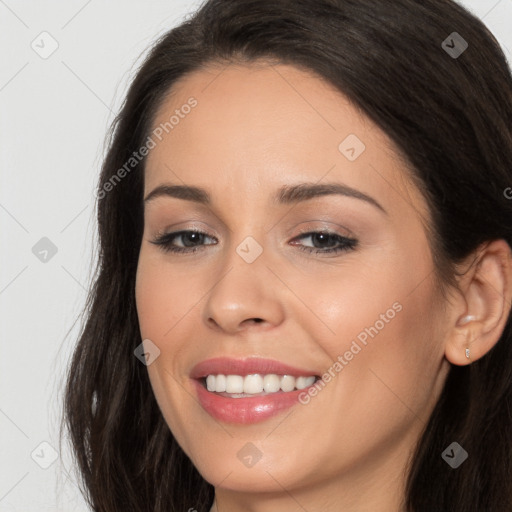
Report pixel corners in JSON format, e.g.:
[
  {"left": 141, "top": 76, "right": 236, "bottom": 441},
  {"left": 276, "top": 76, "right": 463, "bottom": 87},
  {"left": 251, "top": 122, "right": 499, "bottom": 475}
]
[{"left": 63, "top": 0, "right": 512, "bottom": 510}]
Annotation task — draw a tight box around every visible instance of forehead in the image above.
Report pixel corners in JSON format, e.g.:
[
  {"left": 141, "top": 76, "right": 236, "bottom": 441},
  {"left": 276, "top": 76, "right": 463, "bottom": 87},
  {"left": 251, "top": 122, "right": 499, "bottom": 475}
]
[
  {"left": 147, "top": 62, "right": 370, "bottom": 167},
  {"left": 143, "top": 61, "right": 428, "bottom": 221}
]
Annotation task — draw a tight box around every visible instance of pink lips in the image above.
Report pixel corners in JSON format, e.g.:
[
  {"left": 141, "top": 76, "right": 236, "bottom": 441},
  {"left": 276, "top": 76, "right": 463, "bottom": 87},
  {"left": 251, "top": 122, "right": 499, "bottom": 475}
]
[{"left": 190, "top": 357, "right": 318, "bottom": 424}]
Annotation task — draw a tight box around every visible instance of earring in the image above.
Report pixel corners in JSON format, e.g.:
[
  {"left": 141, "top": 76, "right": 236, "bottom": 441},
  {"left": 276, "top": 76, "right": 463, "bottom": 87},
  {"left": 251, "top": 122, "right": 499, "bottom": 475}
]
[{"left": 465, "top": 348, "right": 470, "bottom": 359}]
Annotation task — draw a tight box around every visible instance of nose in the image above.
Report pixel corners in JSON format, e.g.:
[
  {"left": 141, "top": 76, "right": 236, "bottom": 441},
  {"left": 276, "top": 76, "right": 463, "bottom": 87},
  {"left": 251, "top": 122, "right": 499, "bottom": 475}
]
[{"left": 201, "top": 248, "right": 286, "bottom": 335}]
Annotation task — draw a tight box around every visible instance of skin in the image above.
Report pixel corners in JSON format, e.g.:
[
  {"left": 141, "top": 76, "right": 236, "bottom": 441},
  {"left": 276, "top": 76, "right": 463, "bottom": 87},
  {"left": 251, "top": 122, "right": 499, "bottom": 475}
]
[{"left": 135, "top": 61, "right": 512, "bottom": 512}]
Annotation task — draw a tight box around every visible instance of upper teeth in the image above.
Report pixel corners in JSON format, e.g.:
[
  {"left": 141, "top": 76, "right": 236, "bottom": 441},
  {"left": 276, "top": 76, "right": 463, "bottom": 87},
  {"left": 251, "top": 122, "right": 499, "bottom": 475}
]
[{"left": 205, "top": 374, "right": 316, "bottom": 394}]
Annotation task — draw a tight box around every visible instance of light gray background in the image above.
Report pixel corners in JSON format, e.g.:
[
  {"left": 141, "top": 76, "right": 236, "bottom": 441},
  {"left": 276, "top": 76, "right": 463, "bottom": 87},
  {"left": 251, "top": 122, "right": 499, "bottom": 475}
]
[{"left": 1, "top": 1, "right": 511, "bottom": 510}]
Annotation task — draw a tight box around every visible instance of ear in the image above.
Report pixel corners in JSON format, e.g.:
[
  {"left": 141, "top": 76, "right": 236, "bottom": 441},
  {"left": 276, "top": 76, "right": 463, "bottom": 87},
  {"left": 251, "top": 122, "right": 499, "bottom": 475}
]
[{"left": 444, "top": 239, "right": 512, "bottom": 366}]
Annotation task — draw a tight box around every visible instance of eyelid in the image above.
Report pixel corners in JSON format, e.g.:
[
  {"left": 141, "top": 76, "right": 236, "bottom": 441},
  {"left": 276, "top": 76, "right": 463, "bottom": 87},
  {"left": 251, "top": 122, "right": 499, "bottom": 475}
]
[
  {"left": 152, "top": 221, "right": 218, "bottom": 239},
  {"left": 151, "top": 218, "right": 356, "bottom": 241},
  {"left": 291, "top": 221, "right": 355, "bottom": 239}
]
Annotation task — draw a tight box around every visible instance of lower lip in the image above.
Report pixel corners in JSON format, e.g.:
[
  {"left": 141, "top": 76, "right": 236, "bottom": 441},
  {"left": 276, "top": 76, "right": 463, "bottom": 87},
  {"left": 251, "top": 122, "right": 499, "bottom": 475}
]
[{"left": 192, "top": 378, "right": 310, "bottom": 424}]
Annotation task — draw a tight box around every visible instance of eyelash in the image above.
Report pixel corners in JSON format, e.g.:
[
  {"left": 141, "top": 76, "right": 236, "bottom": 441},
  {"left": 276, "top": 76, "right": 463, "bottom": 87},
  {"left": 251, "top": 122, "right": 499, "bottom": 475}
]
[{"left": 150, "top": 229, "right": 358, "bottom": 256}]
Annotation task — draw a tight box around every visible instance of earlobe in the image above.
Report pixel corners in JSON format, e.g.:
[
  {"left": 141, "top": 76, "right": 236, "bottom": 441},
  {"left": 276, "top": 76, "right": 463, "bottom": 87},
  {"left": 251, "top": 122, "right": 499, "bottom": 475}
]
[
  {"left": 445, "top": 325, "right": 475, "bottom": 366},
  {"left": 444, "top": 240, "right": 512, "bottom": 366}
]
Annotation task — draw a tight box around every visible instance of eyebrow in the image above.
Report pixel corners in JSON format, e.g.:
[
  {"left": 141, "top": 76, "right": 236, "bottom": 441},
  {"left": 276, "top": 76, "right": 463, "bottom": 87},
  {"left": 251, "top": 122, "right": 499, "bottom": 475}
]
[{"left": 144, "top": 182, "right": 386, "bottom": 214}]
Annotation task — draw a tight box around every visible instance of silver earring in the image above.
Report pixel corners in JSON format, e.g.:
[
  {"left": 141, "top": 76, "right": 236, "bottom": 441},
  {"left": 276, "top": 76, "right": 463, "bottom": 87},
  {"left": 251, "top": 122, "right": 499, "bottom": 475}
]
[{"left": 465, "top": 348, "right": 470, "bottom": 359}]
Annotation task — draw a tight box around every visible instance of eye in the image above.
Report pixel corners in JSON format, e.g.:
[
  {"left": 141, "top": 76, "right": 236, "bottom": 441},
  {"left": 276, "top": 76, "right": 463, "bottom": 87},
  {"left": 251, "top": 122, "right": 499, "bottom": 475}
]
[
  {"left": 150, "top": 229, "right": 358, "bottom": 255},
  {"left": 290, "top": 231, "right": 358, "bottom": 255},
  {"left": 150, "top": 230, "right": 217, "bottom": 254}
]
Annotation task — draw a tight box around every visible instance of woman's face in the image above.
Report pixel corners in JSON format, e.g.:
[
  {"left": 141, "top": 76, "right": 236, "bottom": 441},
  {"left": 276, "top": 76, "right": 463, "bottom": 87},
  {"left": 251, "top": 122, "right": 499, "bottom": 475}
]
[{"left": 135, "top": 62, "right": 451, "bottom": 502}]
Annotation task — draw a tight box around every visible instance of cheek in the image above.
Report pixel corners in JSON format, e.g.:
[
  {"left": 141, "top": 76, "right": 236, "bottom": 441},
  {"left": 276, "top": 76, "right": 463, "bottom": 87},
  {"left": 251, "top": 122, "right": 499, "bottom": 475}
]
[
  {"left": 134, "top": 270, "right": 196, "bottom": 461},
  {"left": 290, "top": 236, "right": 443, "bottom": 423},
  {"left": 253, "top": 271, "right": 442, "bottom": 483},
  {"left": 135, "top": 250, "right": 198, "bottom": 339},
  {"left": 288, "top": 239, "right": 437, "bottom": 362},
  {"left": 134, "top": 253, "right": 194, "bottom": 382}
]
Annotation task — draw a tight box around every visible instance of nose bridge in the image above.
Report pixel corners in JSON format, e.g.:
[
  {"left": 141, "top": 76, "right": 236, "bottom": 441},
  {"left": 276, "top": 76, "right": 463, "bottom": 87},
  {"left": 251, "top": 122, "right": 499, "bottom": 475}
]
[{"left": 201, "top": 231, "right": 285, "bottom": 333}]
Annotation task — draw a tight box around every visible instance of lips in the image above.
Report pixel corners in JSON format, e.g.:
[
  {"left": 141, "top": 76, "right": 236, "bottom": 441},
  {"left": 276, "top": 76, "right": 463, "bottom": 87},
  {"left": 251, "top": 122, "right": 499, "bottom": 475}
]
[{"left": 190, "top": 357, "right": 320, "bottom": 424}]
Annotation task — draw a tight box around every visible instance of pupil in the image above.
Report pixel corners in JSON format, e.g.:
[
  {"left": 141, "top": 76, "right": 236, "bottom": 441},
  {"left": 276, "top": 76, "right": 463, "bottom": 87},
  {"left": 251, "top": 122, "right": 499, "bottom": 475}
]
[
  {"left": 314, "top": 233, "right": 335, "bottom": 248},
  {"left": 184, "top": 232, "right": 201, "bottom": 247}
]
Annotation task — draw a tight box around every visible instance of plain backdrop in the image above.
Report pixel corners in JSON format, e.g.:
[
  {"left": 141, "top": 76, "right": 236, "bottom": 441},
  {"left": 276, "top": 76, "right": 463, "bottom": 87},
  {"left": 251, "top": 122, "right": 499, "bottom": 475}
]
[{"left": 1, "top": 1, "right": 511, "bottom": 510}]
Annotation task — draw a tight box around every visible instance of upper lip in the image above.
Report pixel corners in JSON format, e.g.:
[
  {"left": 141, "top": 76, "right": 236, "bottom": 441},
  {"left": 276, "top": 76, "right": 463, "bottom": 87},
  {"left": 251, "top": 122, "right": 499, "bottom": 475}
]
[{"left": 190, "top": 357, "right": 320, "bottom": 379}]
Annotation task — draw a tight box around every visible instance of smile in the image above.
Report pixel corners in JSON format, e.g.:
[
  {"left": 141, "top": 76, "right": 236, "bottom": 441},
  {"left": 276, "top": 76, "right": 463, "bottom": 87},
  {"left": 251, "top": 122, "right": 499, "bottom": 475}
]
[{"left": 190, "top": 357, "right": 320, "bottom": 424}]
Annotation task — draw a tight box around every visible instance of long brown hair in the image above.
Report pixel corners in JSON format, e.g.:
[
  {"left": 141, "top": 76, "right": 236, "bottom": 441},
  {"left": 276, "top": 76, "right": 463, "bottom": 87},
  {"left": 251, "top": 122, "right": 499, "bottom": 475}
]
[{"left": 63, "top": 0, "right": 512, "bottom": 510}]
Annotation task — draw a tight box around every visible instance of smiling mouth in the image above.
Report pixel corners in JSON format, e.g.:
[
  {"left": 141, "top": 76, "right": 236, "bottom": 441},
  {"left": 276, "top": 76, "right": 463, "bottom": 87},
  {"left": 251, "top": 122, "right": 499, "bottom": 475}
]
[{"left": 199, "top": 373, "right": 321, "bottom": 398}]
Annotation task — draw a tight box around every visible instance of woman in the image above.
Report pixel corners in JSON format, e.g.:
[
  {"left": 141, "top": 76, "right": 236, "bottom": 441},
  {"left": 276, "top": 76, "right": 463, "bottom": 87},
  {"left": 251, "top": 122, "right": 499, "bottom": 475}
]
[{"left": 63, "top": 0, "right": 512, "bottom": 510}]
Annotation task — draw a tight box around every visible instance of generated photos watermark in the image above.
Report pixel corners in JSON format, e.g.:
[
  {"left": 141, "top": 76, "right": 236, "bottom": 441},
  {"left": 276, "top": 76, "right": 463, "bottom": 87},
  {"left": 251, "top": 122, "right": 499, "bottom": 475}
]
[
  {"left": 97, "top": 96, "right": 198, "bottom": 200},
  {"left": 298, "top": 301, "right": 403, "bottom": 405}
]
